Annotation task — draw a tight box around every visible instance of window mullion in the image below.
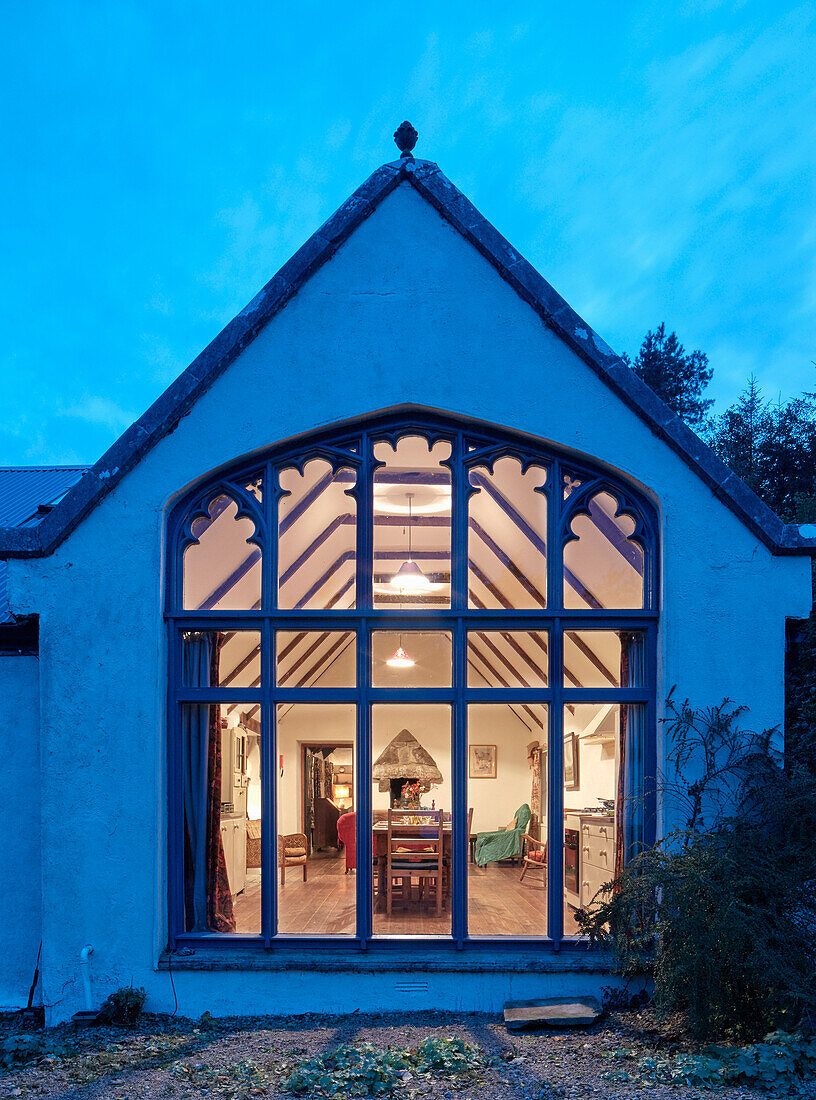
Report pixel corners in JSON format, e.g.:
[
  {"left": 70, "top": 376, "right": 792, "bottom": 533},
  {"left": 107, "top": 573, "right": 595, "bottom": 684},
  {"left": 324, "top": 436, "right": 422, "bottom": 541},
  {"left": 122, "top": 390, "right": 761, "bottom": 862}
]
[
  {"left": 357, "top": 619, "right": 372, "bottom": 946},
  {"left": 356, "top": 432, "right": 373, "bottom": 945},
  {"left": 266, "top": 458, "right": 276, "bottom": 613},
  {"left": 452, "top": 615, "right": 467, "bottom": 946},
  {"left": 548, "top": 619, "right": 564, "bottom": 945},
  {"left": 550, "top": 456, "right": 562, "bottom": 612},
  {"left": 262, "top": 619, "right": 275, "bottom": 944}
]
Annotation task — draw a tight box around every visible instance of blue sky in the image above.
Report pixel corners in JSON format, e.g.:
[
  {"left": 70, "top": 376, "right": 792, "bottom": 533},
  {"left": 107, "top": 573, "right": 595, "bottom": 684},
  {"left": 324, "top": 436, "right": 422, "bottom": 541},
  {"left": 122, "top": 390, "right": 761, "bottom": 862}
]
[{"left": 2, "top": 1, "right": 815, "bottom": 465}]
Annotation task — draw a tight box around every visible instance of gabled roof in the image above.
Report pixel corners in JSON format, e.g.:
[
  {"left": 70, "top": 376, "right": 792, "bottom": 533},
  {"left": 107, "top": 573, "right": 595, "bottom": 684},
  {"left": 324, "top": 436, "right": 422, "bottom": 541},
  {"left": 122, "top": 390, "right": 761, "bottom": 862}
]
[
  {"left": 0, "top": 155, "right": 813, "bottom": 558},
  {"left": 0, "top": 465, "right": 89, "bottom": 622}
]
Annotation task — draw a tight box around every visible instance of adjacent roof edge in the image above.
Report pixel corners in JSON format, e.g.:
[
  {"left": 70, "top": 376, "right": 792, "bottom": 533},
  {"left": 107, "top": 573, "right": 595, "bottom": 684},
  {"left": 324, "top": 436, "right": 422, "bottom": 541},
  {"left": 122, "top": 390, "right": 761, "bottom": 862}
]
[{"left": 0, "top": 156, "right": 813, "bottom": 559}]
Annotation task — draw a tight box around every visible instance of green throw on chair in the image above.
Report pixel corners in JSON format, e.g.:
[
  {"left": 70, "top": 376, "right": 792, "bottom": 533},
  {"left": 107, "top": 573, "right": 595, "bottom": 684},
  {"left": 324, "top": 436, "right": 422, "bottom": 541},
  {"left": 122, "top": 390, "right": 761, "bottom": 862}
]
[{"left": 474, "top": 804, "right": 532, "bottom": 867}]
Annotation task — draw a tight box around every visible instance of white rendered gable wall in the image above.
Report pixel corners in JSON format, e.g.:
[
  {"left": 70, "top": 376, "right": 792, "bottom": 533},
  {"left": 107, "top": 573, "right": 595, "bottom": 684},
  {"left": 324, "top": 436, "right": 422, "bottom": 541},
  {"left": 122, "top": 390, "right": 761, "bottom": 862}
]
[{"left": 4, "top": 181, "right": 811, "bottom": 1021}]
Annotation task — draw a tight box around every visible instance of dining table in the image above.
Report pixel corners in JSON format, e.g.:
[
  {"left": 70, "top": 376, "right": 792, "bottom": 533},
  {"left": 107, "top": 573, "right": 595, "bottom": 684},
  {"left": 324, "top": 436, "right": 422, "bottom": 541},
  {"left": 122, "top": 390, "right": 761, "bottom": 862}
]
[{"left": 372, "top": 821, "right": 453, "bottom": 910}]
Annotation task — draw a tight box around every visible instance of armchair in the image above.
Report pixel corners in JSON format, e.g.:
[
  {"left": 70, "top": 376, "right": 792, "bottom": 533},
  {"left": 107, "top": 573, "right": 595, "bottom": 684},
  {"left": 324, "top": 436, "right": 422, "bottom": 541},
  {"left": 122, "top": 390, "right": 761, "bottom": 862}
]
[
  {"left": 474, "top": 804, "right": 532, "bottom": 867},
  {"left": 337, "top": 811, "right": 356, "bottom": 873},
  {"left": 519, "top": 833, "right": 547, "bottom": 882},
  {"left": 277, "top": 832, "right": 307, "bottom": 885}
]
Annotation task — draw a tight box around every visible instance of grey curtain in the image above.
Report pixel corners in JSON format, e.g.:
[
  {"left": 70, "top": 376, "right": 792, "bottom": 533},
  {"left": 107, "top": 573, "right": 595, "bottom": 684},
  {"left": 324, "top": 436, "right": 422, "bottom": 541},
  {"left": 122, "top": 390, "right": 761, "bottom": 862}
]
[{"left": 616, "top": 633, "right": 646, "bottom": 875}]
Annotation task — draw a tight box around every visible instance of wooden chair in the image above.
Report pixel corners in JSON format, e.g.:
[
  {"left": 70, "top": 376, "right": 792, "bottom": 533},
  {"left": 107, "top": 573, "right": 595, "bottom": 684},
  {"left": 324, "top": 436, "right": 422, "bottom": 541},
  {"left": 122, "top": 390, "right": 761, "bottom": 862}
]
[
  {"left": 386, "top": 809, "right": 444, "bottom": 916},
  {"left": 277, "top": 832, "right": 308, "bottom": 885},
  {"left": 519, "top": 833, "right": 547, "bottom": 882},
  {"left": 440, "top": 807, "right": 473, "bottom": 897}
]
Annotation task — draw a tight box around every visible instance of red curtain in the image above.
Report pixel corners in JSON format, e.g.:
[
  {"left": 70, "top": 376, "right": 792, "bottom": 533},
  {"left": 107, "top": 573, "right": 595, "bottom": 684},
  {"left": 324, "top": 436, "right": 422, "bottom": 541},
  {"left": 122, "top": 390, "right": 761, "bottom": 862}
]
[{"left": 206, "top": 637, "right": 235, "bottom": 932}]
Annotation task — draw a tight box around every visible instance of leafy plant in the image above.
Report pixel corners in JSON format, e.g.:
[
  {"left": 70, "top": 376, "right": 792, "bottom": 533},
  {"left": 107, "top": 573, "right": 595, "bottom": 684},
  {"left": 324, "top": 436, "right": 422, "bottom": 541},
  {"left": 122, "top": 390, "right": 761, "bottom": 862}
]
[
  {"left": 0, "top": 1032, "right": 74, "bottom": 1070},
  {"left": 280, "top": 1037, "right": 494, "bottom": 1098},
  {"left": 170, "top": 1057, "right": 273, "bottom": 1098},
  {"left": 577, "top": 693, "right": 816, "bottom": 1038},
  {"left": 602, "top": 1031, "right": 816, "bottom": 1094},
  {"left": 98, "top": 984, "right": 147, "bottom": 1025}
]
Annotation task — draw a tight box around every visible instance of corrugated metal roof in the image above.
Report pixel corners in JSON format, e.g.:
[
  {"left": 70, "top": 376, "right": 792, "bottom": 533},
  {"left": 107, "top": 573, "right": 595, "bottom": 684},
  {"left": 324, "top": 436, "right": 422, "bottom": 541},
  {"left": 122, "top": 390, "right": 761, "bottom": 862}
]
[{"left": 0, "top": 466, "right": 89, "bottom": 622}]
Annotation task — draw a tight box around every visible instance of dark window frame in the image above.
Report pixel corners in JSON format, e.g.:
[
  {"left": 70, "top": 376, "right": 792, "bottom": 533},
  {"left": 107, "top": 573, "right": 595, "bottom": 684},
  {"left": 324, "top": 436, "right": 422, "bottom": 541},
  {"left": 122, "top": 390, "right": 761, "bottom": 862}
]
[{"left": 166, "top": 411, "right": 659, "bottom": 952}]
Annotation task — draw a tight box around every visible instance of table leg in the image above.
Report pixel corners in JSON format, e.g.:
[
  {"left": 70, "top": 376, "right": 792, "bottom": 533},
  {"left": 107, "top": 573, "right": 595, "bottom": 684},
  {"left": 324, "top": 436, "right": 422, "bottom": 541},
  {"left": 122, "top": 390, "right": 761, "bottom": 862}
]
[{"left": 376, "top": 856, "right": 385, "bottom": 911}]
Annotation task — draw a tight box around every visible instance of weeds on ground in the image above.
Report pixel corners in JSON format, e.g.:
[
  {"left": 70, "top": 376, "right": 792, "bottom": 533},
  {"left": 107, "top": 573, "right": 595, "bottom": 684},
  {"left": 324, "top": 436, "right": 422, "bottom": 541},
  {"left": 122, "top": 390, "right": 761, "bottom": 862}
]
[
  {"left": 602, "top": 1030, "right": 816, "bottom": 1095},
  {"left": 280, "top": 1036, "right": 496, "bottom": 1098},
  {"left": 1, "top": 1025, "right": 196, "bottom": 1083},
  {"left": 170, "top": 1057, "right": 273, "bottom": 1098},
  {"left": 0, "top": 1031, "right": 76, "bottom": 1069}
]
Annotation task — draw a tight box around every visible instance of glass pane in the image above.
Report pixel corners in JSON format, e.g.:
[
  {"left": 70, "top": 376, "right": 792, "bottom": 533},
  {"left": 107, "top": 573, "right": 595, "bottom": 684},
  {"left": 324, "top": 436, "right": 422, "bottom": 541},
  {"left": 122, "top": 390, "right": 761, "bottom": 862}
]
[
  {"left": 563, "top": 703, "right": 617, "bottom": 935},
  {"left": 278, "top": 461, "right": 357, "bottom": 610},
  {"left": 469, "top": 457, "right": 547, "bottom": 609},
  {"left": 276, "top": 631, "right": 356, "bottom": 688},
  {"left": 563, "top": 631, "right": 622, "bottom": 689},
  {"left": 180, "top": 700, "right": 261, "bottom": 934},
  {"left": 373, "top": 436, "right": 452, "bottom": 610},
  {"left": 468, "top": 704, "right": 548, "bottom": 936},
  {"left": 181, "top": 630, "right": 261, "bottom": 689},
  {"left": 371, "top": 631, "right": 452, "bottom": 688},
  {"left": 183, "top": 495, "right": 261, "bottom": 611},
  {"left": 563, "top": 491, "right": 645, "bottom": 609},
  {"left": 562, "top": 471, "right": 582, "bottom": 500},
  {"left": 467, "top": 631, "right": 548, "bottom": 688},
  {"left": 276, "top": 704, "right": 356, "bottom": 936},
  {"left": 244, "top": 471, "right": 263, "bottom": 502},
  {"left": 372, "top": 705, "right": 452, "bottom": 936}
]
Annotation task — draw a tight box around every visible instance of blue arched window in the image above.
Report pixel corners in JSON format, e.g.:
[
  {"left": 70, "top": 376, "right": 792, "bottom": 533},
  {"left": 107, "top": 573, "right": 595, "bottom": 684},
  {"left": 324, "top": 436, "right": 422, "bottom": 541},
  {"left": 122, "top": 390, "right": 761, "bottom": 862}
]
[{"left": 166, "top": 411, "right": 657, "bottom": 949}]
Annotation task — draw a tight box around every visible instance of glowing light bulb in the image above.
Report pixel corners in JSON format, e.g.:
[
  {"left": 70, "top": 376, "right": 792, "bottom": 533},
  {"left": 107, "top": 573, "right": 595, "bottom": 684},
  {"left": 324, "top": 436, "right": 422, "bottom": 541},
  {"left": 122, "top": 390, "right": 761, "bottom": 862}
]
[
  {"left": 386, "top": 646, "right": 415, "bottom": 669},
  {"left": 390, "top": 559, "right": 431, "bottom": 593}
]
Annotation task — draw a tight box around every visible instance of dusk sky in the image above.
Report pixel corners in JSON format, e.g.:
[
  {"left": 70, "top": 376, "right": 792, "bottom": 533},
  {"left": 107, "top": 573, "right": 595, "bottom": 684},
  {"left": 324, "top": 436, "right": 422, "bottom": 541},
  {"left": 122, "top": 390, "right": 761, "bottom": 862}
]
[{"left": 2, "top": 1, "right": 815, "bottom": 466}]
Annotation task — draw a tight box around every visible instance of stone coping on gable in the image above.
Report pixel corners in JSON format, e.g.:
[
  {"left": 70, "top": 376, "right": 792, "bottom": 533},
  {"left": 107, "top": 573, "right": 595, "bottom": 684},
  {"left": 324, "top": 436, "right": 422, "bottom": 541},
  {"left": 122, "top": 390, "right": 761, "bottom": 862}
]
[{"left": 0, "top": 157, "right": 813, "bottom": 560}]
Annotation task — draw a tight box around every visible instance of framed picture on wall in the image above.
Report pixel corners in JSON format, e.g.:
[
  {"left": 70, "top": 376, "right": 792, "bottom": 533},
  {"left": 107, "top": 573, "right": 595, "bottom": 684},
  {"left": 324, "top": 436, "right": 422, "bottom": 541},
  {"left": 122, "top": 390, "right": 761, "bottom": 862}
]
[
  {"left": 564, "top": 733, "right": 580, "bottom": 790},
  {"left": 469, "top": 744, "right": 497, "bottom": 779}
]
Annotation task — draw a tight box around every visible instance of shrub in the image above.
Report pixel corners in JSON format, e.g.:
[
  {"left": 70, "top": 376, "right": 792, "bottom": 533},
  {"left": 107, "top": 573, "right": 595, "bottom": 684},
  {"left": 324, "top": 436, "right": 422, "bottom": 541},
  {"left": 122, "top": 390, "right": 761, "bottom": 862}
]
[
  {"left": 98, "top": 984, "right": 147, "bottom": 1026},
  {"left": 577, "top": 694, "right": 816, "bottom": 1039}
]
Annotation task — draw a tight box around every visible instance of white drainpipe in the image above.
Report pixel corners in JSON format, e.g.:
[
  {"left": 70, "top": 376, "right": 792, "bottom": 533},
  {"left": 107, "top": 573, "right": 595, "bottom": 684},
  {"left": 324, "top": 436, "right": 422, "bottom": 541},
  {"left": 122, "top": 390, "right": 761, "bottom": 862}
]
[{"left": 80, "top": 945, "right": 94, "bottom": 1011}]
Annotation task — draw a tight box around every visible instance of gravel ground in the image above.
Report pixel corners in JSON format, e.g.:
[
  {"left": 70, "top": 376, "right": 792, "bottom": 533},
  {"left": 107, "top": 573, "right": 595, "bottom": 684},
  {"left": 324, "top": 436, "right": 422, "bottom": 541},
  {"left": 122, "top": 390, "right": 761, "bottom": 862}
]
[{"left": 2, "top": 1008, "right": 814, "bottom": 1099}]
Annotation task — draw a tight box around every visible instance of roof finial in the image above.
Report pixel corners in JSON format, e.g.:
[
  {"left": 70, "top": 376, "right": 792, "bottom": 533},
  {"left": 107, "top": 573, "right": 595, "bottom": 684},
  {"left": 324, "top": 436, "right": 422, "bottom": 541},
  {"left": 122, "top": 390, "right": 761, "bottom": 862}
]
[{"left": 394, "top": 121, "right": 418, "bottom": 159}]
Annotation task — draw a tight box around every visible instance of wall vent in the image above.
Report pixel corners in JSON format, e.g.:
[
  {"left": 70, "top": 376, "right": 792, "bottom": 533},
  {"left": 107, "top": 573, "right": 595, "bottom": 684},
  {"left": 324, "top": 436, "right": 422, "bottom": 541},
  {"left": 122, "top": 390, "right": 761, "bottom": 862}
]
[{"left": 393, "top": 981, "right": 430, "bottom": 995}]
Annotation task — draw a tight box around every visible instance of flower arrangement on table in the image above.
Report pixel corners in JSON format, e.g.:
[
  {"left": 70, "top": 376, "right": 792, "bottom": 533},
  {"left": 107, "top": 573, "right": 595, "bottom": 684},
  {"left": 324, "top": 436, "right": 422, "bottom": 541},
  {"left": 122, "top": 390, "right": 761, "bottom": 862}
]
[{"left": 399, "top": 780, "right": 422, "bottom": 808}]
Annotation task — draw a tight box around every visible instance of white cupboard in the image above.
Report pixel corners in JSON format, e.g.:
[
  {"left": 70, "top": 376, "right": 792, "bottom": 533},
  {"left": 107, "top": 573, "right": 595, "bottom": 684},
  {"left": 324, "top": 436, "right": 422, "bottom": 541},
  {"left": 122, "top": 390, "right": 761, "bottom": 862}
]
[{"left": 220, "top": 814, "right": 247, "bottom": 896}]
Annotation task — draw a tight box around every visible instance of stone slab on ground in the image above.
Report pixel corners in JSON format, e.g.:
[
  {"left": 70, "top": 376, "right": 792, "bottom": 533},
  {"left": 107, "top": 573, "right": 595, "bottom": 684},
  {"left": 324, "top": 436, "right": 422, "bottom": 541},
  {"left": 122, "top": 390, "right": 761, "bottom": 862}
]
[{"left": 503, "top": 996, "right": 602, "bottom": 1030}]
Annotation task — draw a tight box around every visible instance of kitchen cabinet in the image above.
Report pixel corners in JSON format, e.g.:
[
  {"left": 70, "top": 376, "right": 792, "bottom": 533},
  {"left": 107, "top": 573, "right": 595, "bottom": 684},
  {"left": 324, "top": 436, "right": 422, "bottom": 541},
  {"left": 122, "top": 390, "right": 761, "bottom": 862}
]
[{"left": 219, "top": 813, "right": 247, "bottom": 896}]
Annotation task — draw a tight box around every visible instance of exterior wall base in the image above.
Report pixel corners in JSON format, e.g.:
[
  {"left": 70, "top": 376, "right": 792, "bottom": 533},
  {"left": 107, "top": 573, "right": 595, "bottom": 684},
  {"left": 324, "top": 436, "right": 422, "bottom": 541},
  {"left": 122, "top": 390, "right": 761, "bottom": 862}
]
[
  {"left": 154, "top": 972, "right": 630, "bottom": 1022},
  {"left": 42, "top": 948, "right": 644, "bottom": 1024}
]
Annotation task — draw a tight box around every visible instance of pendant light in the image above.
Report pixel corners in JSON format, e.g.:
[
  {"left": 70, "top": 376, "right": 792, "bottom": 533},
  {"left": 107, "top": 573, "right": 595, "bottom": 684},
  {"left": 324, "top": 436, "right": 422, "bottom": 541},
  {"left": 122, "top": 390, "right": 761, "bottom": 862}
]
[
  {"left": 390, "top": 492, "right": 431, "bottom": 593},
  {"left": 386, "top": 643, "right": 415, "bottom": 669}
]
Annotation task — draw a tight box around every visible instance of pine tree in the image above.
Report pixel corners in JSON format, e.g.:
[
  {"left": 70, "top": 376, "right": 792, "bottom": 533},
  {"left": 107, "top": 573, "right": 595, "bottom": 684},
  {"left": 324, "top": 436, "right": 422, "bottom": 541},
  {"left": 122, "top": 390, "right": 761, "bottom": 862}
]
[
  {"left": 707, "top": 378, "right": 816, "bottom": 521},
  {"left": 626, "top": 323, "right": 713, "bottom": 429},
  {"left": 706, "top": 377, "right": 766, "bottom": 499},
  {"left": 707, "top": 378, "right": 816, "bottom": 772}
]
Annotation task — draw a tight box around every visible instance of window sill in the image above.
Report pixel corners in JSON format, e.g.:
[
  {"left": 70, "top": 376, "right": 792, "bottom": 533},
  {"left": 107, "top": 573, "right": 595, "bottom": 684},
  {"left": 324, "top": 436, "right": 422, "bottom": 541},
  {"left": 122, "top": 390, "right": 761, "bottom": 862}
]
[{"left": 160, "top": 942, "right": 615, "bottom": 974}]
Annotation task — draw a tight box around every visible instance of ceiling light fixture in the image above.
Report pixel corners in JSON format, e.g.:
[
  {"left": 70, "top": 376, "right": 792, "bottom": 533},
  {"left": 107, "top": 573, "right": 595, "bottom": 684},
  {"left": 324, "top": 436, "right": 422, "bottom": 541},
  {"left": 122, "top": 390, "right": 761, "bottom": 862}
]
[
  {"left": 386, "top": 644, "right": 415, "bottom": 669},
  {"left": 390, "top": 492, "right": 431, "bottom": 594}
]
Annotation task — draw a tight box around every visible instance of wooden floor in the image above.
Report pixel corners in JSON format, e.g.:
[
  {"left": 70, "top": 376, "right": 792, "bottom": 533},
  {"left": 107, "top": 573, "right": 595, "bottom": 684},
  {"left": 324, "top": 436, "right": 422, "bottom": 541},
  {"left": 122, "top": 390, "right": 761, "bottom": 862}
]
[{"left": 233, "top": 852, "right": 583, "bottom": 936}]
